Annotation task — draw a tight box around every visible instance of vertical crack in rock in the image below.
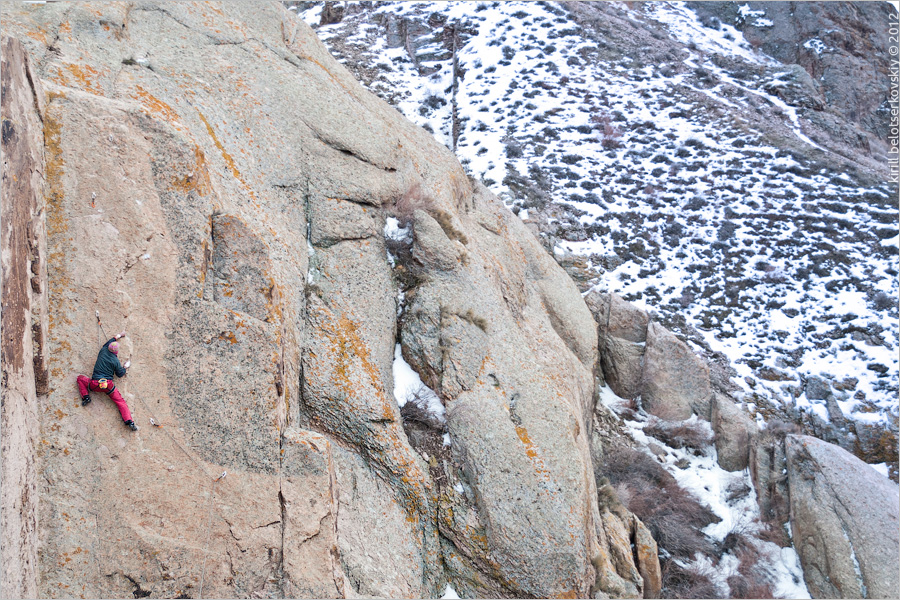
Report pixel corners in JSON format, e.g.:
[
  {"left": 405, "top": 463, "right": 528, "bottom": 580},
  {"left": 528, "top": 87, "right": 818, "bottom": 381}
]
[
  {"left": 326, "top": 447, "right": 345, "bottom": 597},
  {"left": 278, "top": 487, "right": 287, "bottom": 597}
]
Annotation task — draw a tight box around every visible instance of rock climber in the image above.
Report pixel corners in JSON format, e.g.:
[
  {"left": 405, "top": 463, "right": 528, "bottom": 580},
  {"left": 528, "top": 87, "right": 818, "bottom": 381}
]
[{"left": 77, "top": 332, "right": 138, "bottom": 431}]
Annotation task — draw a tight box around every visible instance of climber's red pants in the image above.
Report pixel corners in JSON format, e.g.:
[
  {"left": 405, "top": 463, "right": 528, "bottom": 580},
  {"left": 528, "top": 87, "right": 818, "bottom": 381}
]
[{"left": 77, "top": 375, "right": 132, "bottom": 422}]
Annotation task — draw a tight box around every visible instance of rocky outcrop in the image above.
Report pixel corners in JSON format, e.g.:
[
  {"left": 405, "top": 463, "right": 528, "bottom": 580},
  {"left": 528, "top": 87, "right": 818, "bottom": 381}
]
[
  {"left": 785, "top": 434, "right": 900, "bottom": 599},
  {"left": 587, "top": 291, "right": 757, "bottom": 474},
  {"left": 591, "top": 292, "right": 648, "bottom": 400},
  {"left": 1, "top": 35, "right": 46, "bottom": 600},
  {"left": 640, "top": 322, "right": 712, "bottom": 421},
  {"left": 588, "top": 292, "right": 900, "bottom": 599},
  {"left": 587, "top": 292, "right": 717, "bottom": 423},
  {"left": 631, "top": 516, "right": 662, "bottom": 599},
  {"left": 0, "top": 3, "right": 659, "bottom": 598},
  {"left": 749, "top": 423, "right": 793, "bottom": 530},
  {"left": 711, "top": 394, "right": 755, "bottom": 472},
  {"left": 688, "top": 1, "right": 897, "bottom": 151}
]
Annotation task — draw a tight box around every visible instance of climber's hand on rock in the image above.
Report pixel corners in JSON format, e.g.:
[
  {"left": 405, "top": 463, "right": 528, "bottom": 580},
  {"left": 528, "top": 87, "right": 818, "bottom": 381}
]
[
  {"left": 116, "top": 331, "right": 126, "bottom": 340},
  {"left": 124, "top": 360, "right": 131, "bottom": 369}
]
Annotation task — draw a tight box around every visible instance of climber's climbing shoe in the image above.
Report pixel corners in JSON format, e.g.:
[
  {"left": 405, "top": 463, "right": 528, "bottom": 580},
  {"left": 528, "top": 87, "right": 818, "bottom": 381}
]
[
  {"left": 125, "top": 420, "right": 139, "bottom": 432},
  {"left": 82, "top": 395, "right": 91, "bottom": 406}
]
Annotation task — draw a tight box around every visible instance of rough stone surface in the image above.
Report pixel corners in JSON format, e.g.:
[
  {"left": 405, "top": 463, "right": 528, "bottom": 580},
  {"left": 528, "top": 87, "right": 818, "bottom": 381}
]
[
  {"left": 0, "top": 3, "right": 647, "bottom": 598},
  {"left": 805, "top": 375, "right": 832, "bottom": 401},
  {"left": 632, "top": 515, "right": 662, "bottom": 599},
  {"left": 749, "top": 426, "right": 792, "bottom": 529},
  {"left": 411, "top": 208, "right": 464, "bottom": 271},
  {"left": 711, "top": 394, "right": 756, "bottom": 472},
  {"left": 688, "top": 1, "right": 897, "bottom": 145},
  {"left": 280, "top": 428, "right": 345, "bottom": 598},
  {"left": 601, "top": 336, "right": 645, "bottom": 401},
  {"left": 786, "top": 434, "right": 900, "bottom": 599},
  {"left": 605, "top": 293, "right": 650, "bottom": 343},
  {"left": 398, "top": 180, "right": 613, "bottom": 597},
  {"left": 1, "top": 35, "right": 46, "bottom": 600},
  {"left": 640, "top": 322, "right": 712, "bottom": 421},
  {"left": 331, "top": 445, "right": 438, "bottom": 598},
  {"left": 587, "top": 291, "right": 648, "bottom": 401},
  {"left": 596, "top": 509, "right": 642, "bottom": 598},
  {"left": 760, "top": 63, "right": 825, "bottom": 111}
]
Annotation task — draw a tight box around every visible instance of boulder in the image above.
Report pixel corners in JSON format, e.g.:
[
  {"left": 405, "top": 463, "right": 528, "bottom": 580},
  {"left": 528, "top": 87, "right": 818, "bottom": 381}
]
[
  {"left": 319, "top": 1, "right": 344, "bottom": 26},
  {"left": 606, "top": 293, "right": 649, "bottom": 343},
  {"left": 632, "top": 515, "right": 662, "bottom": 599},
  {"left": 786, "top": 434, "right": 900, "bottom": 599},
  {"left": 601, "top": 336, "right": 645, "bottom": 400},
  {"left": 640, "top": 322, "right": 712, "bottom": 421},
  {"left": 805, "top": 374, "right": 832, "bottom": 401},
  {"left": 411, "top": 208, "right": 464, "bottom": 271},
  {"left": 760, "top": 64, "right": 825, "bottom": 111},
  {"left": 749, "top": 424, "right": 793, "bottom": 532},
  {"left": 586, "top": 292, "right": 649, "bottom": 400},
  {"left": 711, "top": 394, "right": 756, "bottom": 472},
  {"left": 595, "top": 509, "right": 642, "bottom": 598}
]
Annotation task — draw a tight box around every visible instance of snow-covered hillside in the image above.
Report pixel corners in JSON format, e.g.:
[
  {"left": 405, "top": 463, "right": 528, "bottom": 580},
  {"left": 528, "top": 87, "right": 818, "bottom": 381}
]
[{"left": 295, "top": 1, "right": 898, "bottom": 471}]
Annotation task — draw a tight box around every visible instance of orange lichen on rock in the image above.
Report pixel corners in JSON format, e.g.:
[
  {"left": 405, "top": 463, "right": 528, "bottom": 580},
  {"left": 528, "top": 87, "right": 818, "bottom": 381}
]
[
  {"left": 318, "top": 308, "right": 392, "bottom": 420},
  {"left": 60, "top": 63, "right": 105, "bottom": 96},
  {"left": 170, "top": 144, "right": 213, "bottom": 196},
  {"left": 514, "top": 425, "right": 552, "bottom": 484},
  {"left": 307, "top": 304, "right": 433, "bottom": 514},
  {"left": 25, "top": 29, "right": 48, "bottom": 44},
  {"left": 197, "top": 110, "right": 256, "bottom": 201},
  {"left": 218, "top": 330, "right": 238, "bottom": 345},
  {"left": 132, "top": 85, "right": 180, "bottom": 125},
  {"left": 43, "top": 98, "right": 74, "bottom": 336}
]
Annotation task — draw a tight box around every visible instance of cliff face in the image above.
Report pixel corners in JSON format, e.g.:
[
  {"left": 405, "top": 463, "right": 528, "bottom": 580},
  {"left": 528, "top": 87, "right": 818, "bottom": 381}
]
[
  {"left": 0, "top": 3, "right": 657, "bottom": 598},
  {"left": 1, "top": 35, "right": 47, "bottom": 600}
]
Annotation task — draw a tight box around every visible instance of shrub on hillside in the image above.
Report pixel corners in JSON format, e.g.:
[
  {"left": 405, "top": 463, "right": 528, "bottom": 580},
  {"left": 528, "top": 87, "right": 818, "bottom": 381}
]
[
  {"left": 660, "top": 559, "right": 719, "bottom": 599},
  {"left": 722, "top": 526, "right": 776, "bottom": 598},
  {"left": 400, "top": 385, "right": 443, "bottom": 430},
  {"left": 601, "top": 445, "right": 718, "bottom": 559},
  {"left": 394, "top": 183, "right": 435, "bottom": 227},
  {"left": 590, "top": 111, "right": 623, "bottom": 149}
]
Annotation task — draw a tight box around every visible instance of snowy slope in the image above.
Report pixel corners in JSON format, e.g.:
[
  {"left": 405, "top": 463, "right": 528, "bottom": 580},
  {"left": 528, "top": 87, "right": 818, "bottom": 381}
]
[{"left": 295, "top": 2, "right": 898, "bottom": 452}]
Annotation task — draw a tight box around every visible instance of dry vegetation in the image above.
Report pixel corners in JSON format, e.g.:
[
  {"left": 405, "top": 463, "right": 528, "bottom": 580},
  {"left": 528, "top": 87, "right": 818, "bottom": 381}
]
[
  {"left": 659, "top": 560, "right": 719, "bottom": 599},
  {"left": 601, "top": 445, "right": 719, "bottom": 561},
  {"left": 399, "top": 387, "right": 451, "bottom": 490},
  {"left": 643, "top": 417, "right": 714, "bottom": 453},
  {"left": 600, "top": 442, "right": 774, "bottom": 597}
]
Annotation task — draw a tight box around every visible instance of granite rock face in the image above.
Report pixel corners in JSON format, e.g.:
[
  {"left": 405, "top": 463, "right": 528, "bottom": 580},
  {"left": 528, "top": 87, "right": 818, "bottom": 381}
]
[
  {"left": 640, "top": 322, "right": 713, "bottom": 421},
  {"left": 785, "top": 435, "right": 900, "bottom": 599},
  {"left": 0, "top": 3, "right": 658, "bottom": 598},
  {"left": 711, "top": 394, "right": 755, "bottom": 472},
  {"left": 1, "top": 35, "right": 47, "bottom": 600}
]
